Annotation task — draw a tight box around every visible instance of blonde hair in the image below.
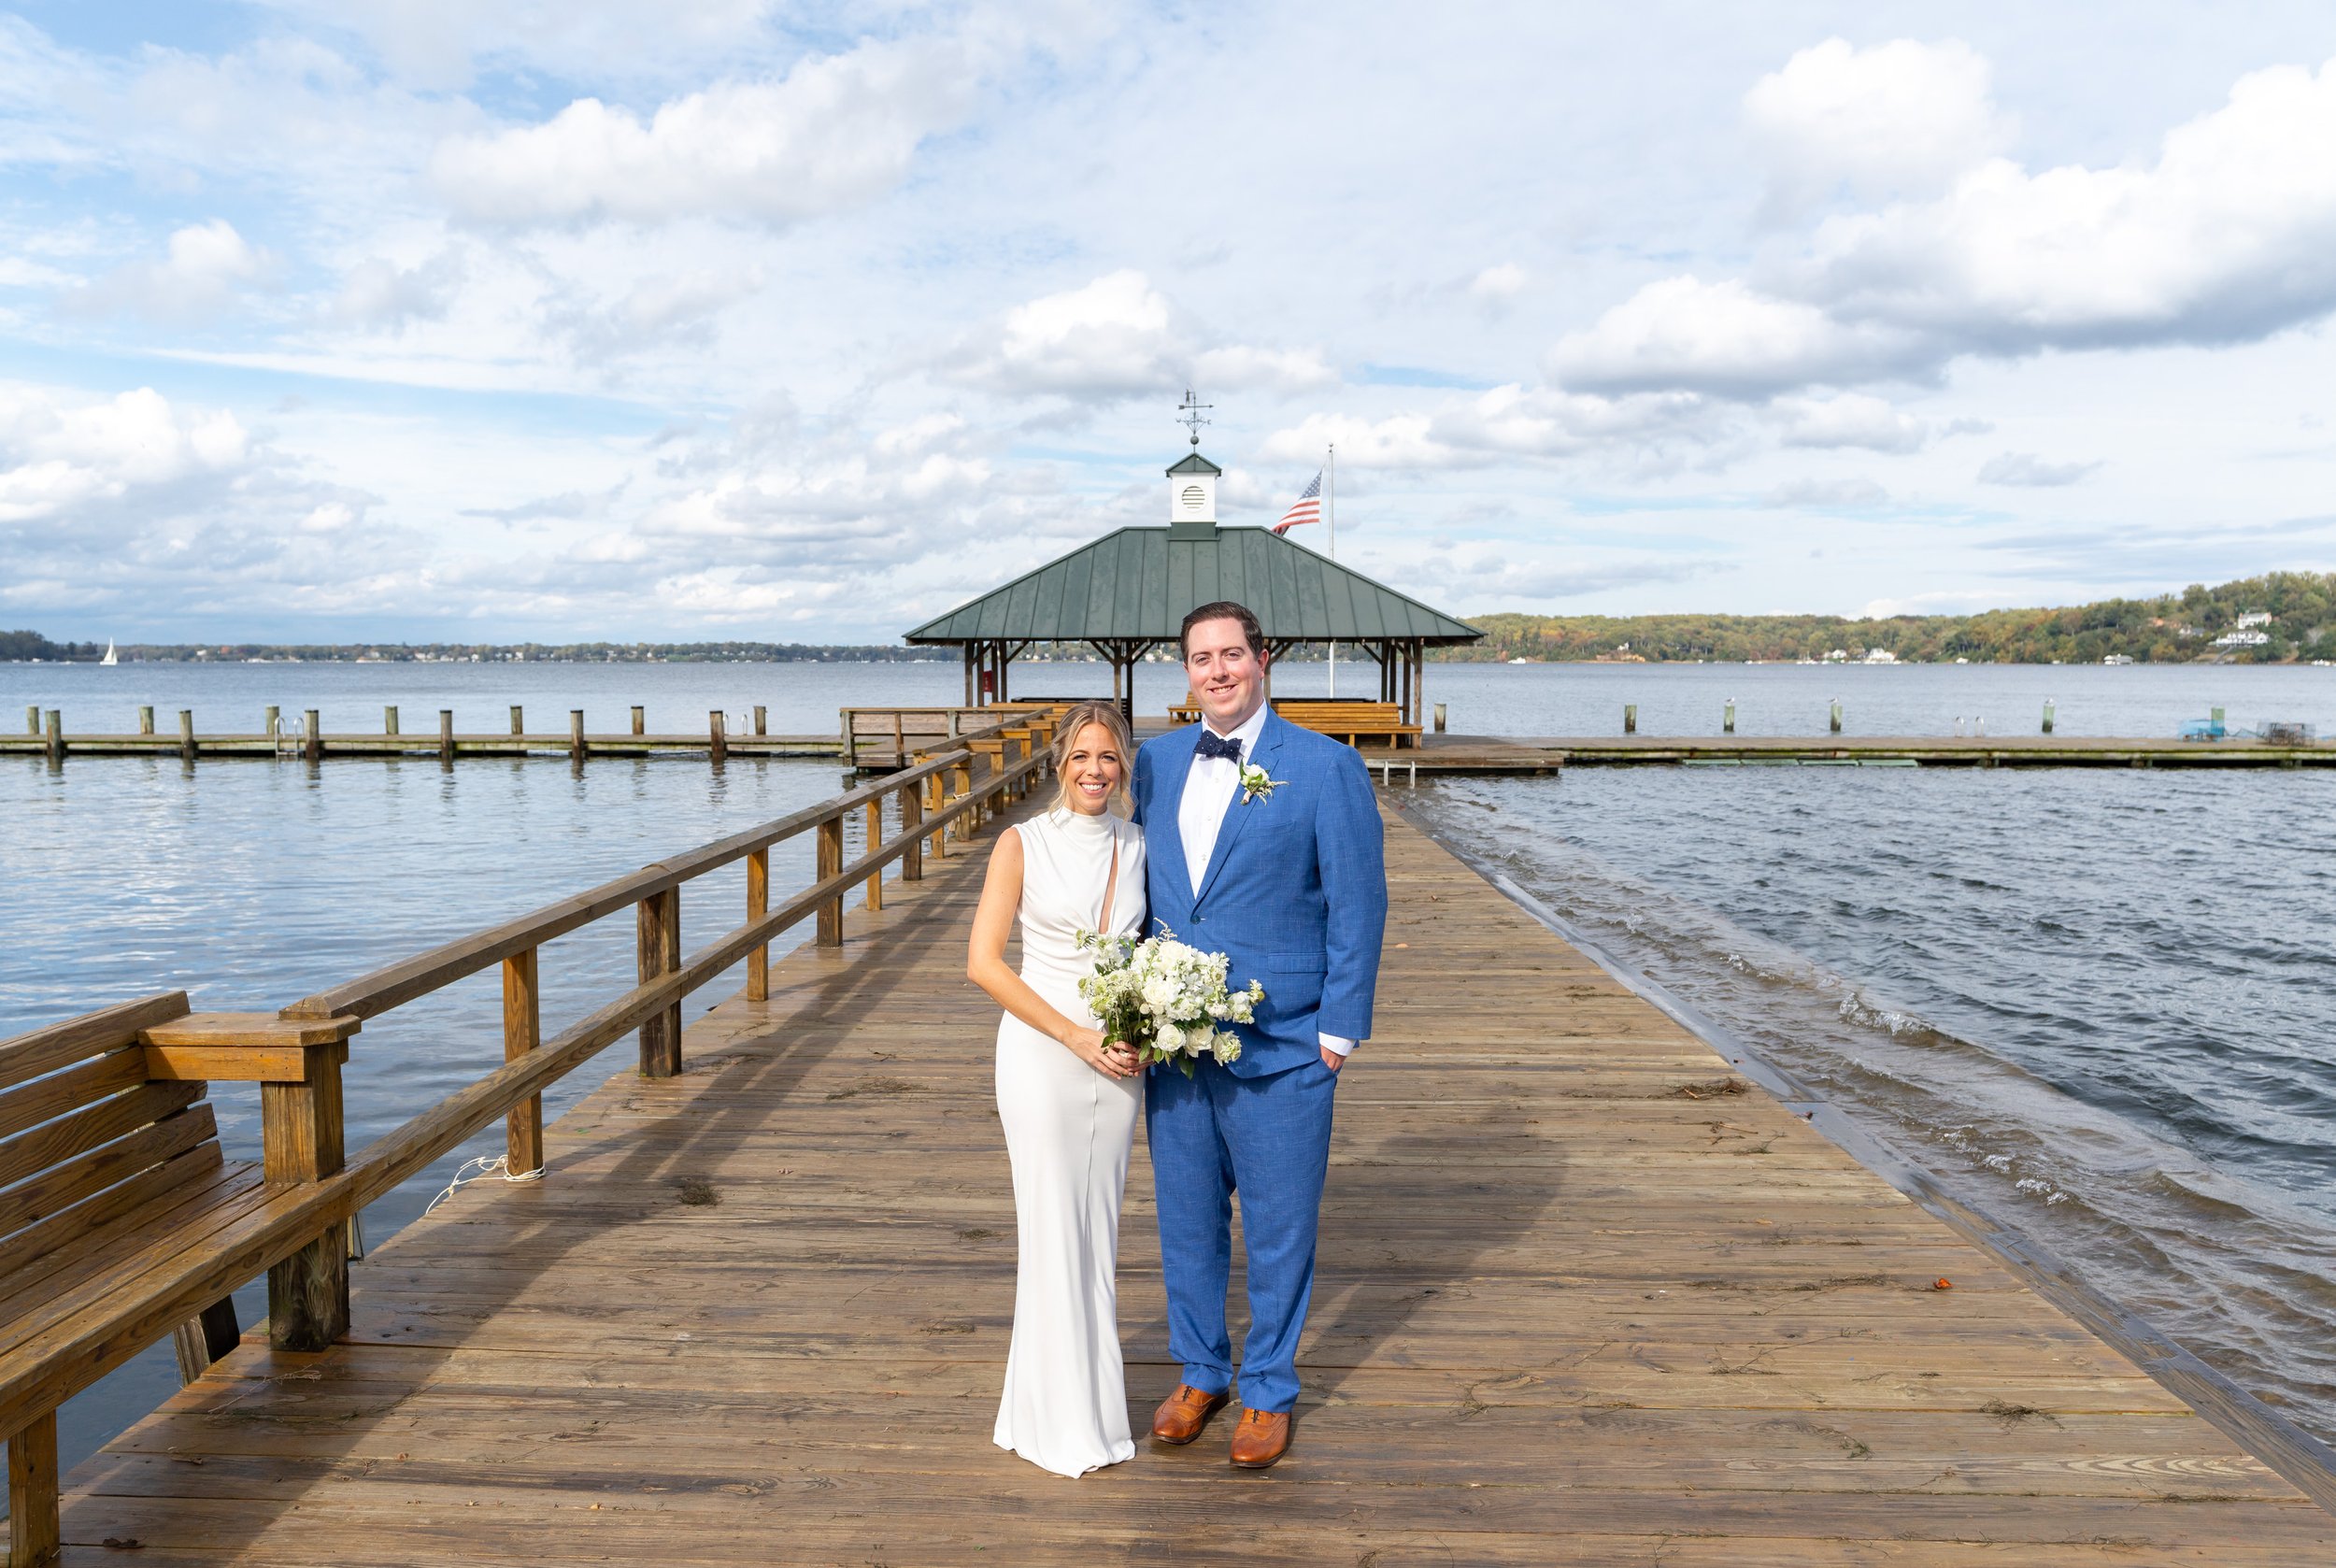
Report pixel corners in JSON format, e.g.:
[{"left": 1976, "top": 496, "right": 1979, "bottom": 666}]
[{"left": 1050, "top": 702, "right": 1134, "bottom": 815}]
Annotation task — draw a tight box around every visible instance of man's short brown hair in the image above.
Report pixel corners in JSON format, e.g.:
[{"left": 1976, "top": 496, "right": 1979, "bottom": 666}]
[{"left": 1179, "top": 600, "right": 1264, "bottom": 660}]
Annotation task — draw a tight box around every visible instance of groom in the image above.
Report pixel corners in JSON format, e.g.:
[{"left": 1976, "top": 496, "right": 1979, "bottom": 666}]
[{"left": 1131, "top": 599, "right": 1387, "bottom": 1468}]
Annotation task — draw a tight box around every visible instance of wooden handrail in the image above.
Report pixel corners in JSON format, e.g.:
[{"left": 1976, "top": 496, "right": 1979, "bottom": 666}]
[
  {"left": 284, "top": 748, "right": 978, "bottom": 1021},
  {"left": 0, "top": 738, "right": 1053, "bottom": 1446}
]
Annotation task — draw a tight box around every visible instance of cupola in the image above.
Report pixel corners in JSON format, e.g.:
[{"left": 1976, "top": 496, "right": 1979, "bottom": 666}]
[{"left": 1166, "top": 450, "right": 1220, "bottom": 539}]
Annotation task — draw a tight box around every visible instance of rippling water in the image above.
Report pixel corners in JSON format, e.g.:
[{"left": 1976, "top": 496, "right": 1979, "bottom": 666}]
[
  {"left": 5, "top": 657, "right": 2333, "bottom": 1466},
  {"left": 1410, "top": 767, "right": 2336, "bottom": 1442}
]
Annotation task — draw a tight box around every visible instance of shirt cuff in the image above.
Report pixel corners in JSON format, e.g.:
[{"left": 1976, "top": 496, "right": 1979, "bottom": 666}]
[{"left": 1318, "top": 1033, "right": 1357, "bottom": 1058}]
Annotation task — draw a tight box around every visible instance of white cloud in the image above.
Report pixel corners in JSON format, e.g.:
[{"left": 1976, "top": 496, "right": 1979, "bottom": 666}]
[
  {"left": 1767, "top": 475, "right": 1888, "bottom": 507},
  {"left": 266, "top": 0, "right": 780, "bottom": 91},
  {"left": 68, "top": 221, "right": 276, "bottom": 325},
  {"left": 1547, "top": 277, "right": 1920, "bottom": 398},
  {"left": 331, "top": 251, "right": 463, "bottom": 329},
  {"left": 1977, "top": 451, "right": 2101, "bottom": 487},
  {"left": 1193, "top": 345, "right": 1336, "bottom": 394},
  {"left": 951, "top": 272, "right": 1332, "bottom": 405},
  {"left": 1772, "top": 392, "right": 1931, "bottom": 453},
  {"left": 1745, "top": 38, "right": 2008, "bottom": 220},
  {"left": 1801, "top": 55, "right": 2336, "bottom": 355},
  {"left": 1469, "top": 263, "right": 1530, "bottom": 308},
  {"left": 429, "top": 37, "right": 969, "bottom": 227},
  {"left": 555, "top": 268, "right": 761, "bottom": 363},
  {"left": 1260, "top": 384, "right": 1718, "bottom": 471},
  {"left": 0, "top": 384, "right": 250, "bottom": 523}
]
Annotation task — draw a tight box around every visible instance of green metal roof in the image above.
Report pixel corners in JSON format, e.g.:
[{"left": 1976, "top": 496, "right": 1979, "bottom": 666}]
[
  {"left": 1165, "top": 451, "right": 1222, "bottom": 476},
  {"left": 903, "top": 525, "right": 1484, "bottom": 646}
]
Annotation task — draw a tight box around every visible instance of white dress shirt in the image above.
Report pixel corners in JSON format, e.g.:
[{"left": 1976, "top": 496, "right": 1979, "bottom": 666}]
[{"left": 1177, "top": 703, "right": 1356, "bottom": 1059}]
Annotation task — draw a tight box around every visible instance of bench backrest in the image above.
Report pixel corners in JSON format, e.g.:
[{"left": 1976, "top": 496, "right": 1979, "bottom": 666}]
[{"left": 0, "top": 993, "right": 217, "bottom": 1324}]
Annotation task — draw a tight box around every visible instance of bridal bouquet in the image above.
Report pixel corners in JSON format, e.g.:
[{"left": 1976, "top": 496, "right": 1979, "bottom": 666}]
[{"left": 1075, "top": 930, "right": 1264, "bottom": 1076}]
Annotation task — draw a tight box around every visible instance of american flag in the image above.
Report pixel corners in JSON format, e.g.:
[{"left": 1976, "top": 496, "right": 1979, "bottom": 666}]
[{"left": 1272, "top": 469, "right": 1322, "bottom": 535}]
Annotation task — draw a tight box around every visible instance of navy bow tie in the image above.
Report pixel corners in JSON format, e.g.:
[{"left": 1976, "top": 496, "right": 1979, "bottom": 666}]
[{"left": 1195, "top": 731, "right": 1243, "bottom": 763}]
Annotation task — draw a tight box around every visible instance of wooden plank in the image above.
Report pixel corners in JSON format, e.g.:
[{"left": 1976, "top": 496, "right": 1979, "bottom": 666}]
[
  {"left": 0, "top": 1081, "right": 203, "bottom": 1195},
  {"left": 139, "top": 1015, "right": 360, "bottom": 1049},
  {"left": 0, "top": 1105, "right": 220, "bottom": 1251},
  {"left": 0, "top": 993, "right": 187, "bottom": 1097},
  {"left": 0, "top": 1050, "right": 146, "bottom": 1141},
  {"left": 142, "top": 1044, "right": 345, "bottom": 1082}
]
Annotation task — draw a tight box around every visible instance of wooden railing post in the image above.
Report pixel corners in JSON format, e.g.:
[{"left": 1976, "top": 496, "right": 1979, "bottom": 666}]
[
  {"left": 9, "top": 1410, "right": 60, "bottom": 1568},
  {"left": 385, "top": 705, "right": 399, "bottom": 735},
  {"left": 178, "top": 709, "right": 195, "bottom": 763},
  {"left": 43, "top": 709, "right": 61, "bottom": 764},
  {"left": 21, "top": 705, "right": 34, "bottom": 736},
  {"left": 263, "top": 1048, "right": 349, "bottom": 1350},
  {"left": 863, "top": 798, "right": 884, "bottom": 911},
  {"left": 504, "top": 948, "right": 542, "bottom": 1175},
  {"left": 891, "top": 711, "right": 904, "bottom": 767},
  {"left": 439, "top": 709, "right": 454, "bottom": 763},
  {"left": 569, "top": 709, "right": 586, "bottom": 763},
  {"left": 138, "top": 705, "right": 155, "bottom": 735},
  {"left": 901, "top": 779, "right": 924, "bottom": 881},
  {"left": 637, "top": 890, "right": 681, "bottom": 1076},
  {"left": 839, "top": 709, "right": 855, "bottom": 767},
  {"left": 265, "top": 706, "right": 279, "bottom": 739},
  {"left": 709, "top": 710, "right": 727, "bottom": 764},
  {"left": 746, "top": 848, "right": 771, "bottom": 1000},
  {"left": 754, "top": 705, "right": 767, "bottom": 736},
  {"left": 631, "top": 705, "right": 645, "bottom": 736},
  {"left": 817, "top": 815, "right": 845, "bottom": 946},
  {"left": 510, "top": 705, "right": 523, "bottom": 737},
  {"left": 949, "top": 762, "right": 972, "bottom": 840},
  {"left": 304, "top": 708, "right": 321, "bottom": 763}
]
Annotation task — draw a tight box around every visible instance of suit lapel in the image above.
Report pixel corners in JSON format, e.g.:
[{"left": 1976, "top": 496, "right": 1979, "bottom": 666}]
[
  {"left": 1195, "top": 713, "right": 1284, "bottom": 905},
  {"left": 1151, "top": 728, "right": 1201, "bottom": 907}
]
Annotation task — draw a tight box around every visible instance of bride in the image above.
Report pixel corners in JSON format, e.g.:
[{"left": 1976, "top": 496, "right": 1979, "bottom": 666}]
[{"left": 966, "top": 700, "right": 1147, "bottom": 1477}]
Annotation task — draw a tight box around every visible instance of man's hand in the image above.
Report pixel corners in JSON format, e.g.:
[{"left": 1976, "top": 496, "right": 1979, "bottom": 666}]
[{"left": 1319, "top": 1046, "right": 1346, "bottom": 1074}]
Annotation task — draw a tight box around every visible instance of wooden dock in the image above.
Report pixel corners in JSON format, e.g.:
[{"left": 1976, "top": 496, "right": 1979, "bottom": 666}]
[{"left": 48, "top": 799, "right": 2331, "bottom": 1563}]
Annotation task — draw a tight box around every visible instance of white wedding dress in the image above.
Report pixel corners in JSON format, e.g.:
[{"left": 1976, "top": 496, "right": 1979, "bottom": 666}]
[{"left": 992, "top": 805, "right": 1147, "bottom": 1477}]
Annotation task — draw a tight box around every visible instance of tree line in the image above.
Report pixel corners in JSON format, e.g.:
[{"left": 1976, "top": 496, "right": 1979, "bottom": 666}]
[{"left": 1441, "top": 572, "right": 2336, "bottom": 664}]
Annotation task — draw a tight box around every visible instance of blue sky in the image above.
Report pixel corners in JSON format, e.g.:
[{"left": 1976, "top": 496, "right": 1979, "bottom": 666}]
[{"left": 4, "top": 2, "right": 2336, "bottom": 643}]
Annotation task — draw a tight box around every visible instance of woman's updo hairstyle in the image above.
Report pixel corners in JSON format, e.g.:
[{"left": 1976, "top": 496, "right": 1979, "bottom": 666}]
[{"left": 1048, "top": 701, "right": 1135, "bottom": 815}]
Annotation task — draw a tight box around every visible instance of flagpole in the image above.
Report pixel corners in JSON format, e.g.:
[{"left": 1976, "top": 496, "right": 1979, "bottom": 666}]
[{"left": 1325, "top": 443, "right": 1337, "bottom": 699}]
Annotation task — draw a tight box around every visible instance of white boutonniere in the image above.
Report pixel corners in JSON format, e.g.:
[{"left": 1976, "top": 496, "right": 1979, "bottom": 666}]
[{"left": 1237, "top": 762, "right": 1285, "bottom": 804}]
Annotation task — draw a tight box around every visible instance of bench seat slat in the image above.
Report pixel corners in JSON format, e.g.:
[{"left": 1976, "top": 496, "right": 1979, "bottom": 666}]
[
  {"left": 0, "top": 1104, "right": 221, "bottom": 1251},
  {"left": 0, "top": 1080, "right": 204, "bottom": 1194},
  {"left": 0, "top": 1049, "right": 149, "bottom": 1142},
  {"left": 0, "top": 1161, "right": 269, "bottom": 1360},
  {"left": 0, "top": 993, "right": 188, "bottom": 1098},
  {"left": 0, "top": 1141, "right": 233, "bottom": 1324}
]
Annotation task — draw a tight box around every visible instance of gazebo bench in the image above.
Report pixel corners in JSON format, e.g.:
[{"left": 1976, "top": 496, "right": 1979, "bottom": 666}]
[
  {"left": 1, "top": 994, "right": 356, "bottom": 1567},
  {"left": 1271, "top": 699, "right": 1424, "bottom": 749}
]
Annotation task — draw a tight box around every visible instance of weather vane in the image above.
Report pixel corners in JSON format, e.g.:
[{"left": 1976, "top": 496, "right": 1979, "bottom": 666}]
[{"left": 1176, "top": 388, "right": 1212, "bottom": 449}]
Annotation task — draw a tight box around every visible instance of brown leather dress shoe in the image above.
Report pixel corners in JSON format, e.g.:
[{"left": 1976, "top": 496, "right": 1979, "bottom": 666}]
[
  {"left": 1229, "top": 1407, "right": 1291, "bottom": 1468},
  {"left": 1150, "top": 1383, "right": 1230, "bottom": 1445}
]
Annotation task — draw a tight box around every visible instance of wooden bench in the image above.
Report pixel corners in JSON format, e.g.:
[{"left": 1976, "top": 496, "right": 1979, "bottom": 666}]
[
  {"left": 2, "top": 993, "right": 358, "bottom": 1567},
  {"left": 1275, "top": 699, "right": 1424, "bottom": 748}
]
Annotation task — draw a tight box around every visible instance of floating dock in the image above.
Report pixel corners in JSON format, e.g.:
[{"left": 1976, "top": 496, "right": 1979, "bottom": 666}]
[{"left": 52, "top": 795, "right": 2332, "bottom": 1562}]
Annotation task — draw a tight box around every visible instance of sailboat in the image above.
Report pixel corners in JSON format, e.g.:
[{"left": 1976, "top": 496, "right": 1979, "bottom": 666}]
[{"left": 99, "top": 639, "right": 118, "bottom": 666}]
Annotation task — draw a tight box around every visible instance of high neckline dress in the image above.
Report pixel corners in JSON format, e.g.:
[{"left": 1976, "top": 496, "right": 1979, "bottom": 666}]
[{"left": 991, "top": 806, "right": 1147, "bottom": 1477}]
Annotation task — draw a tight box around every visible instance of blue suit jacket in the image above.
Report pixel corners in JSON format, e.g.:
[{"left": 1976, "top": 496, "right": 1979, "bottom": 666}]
[{"left": 1132, "top": 710, "right": 1389, "bottom": 1077}]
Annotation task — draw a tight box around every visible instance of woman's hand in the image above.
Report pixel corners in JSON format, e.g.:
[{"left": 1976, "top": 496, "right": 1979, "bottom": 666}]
[{"left": 1062, "top": 1026, "right": 1141, "bottom": 1079}]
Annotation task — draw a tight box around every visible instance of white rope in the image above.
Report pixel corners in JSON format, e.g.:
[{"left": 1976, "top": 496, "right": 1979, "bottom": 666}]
[{"left": 424, "top": 1153, "right": 546, "bottom": 1218}]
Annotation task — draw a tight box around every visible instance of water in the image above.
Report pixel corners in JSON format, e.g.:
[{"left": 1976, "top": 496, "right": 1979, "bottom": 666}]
[
  {"left": 5, "top": 657, "right": 2333, "bottom": 1464},
  {"left": 1410, "top": 766, "right": 2336, "bottom": 1442},
  {"left": 7, "top": 654, "right": 2332, "bottom": 739}
]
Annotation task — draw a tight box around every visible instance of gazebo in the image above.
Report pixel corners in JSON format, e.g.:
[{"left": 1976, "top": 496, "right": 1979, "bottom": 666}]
[{"left": 904, "top": 449, "right": 1484, "bottom": 724}]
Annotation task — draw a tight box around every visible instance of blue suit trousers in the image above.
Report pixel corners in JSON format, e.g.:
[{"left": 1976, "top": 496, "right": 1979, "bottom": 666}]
[{"left": 1146, "top": 1053, "right": 1338, "bottom": 1414}]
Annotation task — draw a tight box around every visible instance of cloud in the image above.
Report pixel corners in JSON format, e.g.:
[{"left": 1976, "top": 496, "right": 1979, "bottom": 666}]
[
  {"left": 1772, "top": 392, "right": 1931, "bottom": 453},
  {"left": 271, "top": 0, "right": 780, "bottom": 91},
  {"left": 1261, "top": 384, "right": 1720, "bottom": 473},
  {"left": 1546, "top": 277, "right": 1920, "bottom": 398},
  {"left": 1766, "top": 475, "right": 1888, "bottom": 508},
  {"left": 950, "top": 271, "right": 1332, "bottom": 405},
  {"left": 66, "top": 221, "right": 276, "bottom": 325},
  {"left": 331, "top": 251, "right": 463, "bottom": 329},
  {"left": 1797, "top": 55, "right": 2336, "bottom": 356},
  {"left": 553, "top": 268, "right": 762, "bottom": 363},
  {"left": 1470, "top": 263, "right": 1530, "bottom": 309},
  {"left": 1559, "top": 54, "right": 2336, "bottom": 402},
  {"left": 1745, "top": 37, "right": 2008, "bottom": 220},
  {"left": 0, "top": 384, "right": 250, "bottom": 523},
  {"left": 428, "top": 37, "right": 969, "bottom": 227},
  {"left": 1977, "top": 451, "right": 2101, "bottom": 487}
]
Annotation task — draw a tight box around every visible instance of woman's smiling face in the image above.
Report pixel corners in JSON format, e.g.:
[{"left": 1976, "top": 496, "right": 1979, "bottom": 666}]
[{"left": 1062, "top": 721, "right": 1125, "bottom": 814}]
